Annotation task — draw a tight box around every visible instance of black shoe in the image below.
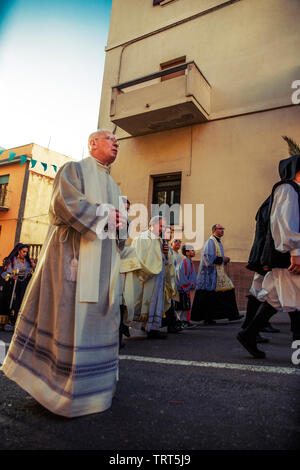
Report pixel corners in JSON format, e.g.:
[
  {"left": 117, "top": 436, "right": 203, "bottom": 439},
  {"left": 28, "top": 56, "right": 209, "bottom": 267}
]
[
  {"left": 120, "top": 323, "right": 131, "bottom": 338},
  {"left": 237, "top": 301, "right": 277, "bottom": 358},
  {"left": 256, "top": 333, "right": 269, "bottom": 344},
  {"left": 204, "top": 319, "right": 216, "bottom": 325},
  {"left": 147, "top": 330, "right": 167, "bottom": 339},
  {"left": 168, "top": 324, "right": 182, "bottom": 333},
  {"left": 260, "top": 325, "right": 280, "bottom": 333},
  {"left": 4, "top": 323, "right": 14, "bottom": 332},
  {"left": 237, "top": 331, "right": 266, "bottom": 358}
]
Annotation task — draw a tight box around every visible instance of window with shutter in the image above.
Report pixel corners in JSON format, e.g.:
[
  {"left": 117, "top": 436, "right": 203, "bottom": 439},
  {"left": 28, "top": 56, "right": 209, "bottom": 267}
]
[
  {"left": 152, "top": 173, "right": 181, "bottom": 225},
  {"left": 0, "top": 174, "right": 9, "bottom": 207},
  {"left": 160, "top": 57, "right": 186, "bottom": 82}
]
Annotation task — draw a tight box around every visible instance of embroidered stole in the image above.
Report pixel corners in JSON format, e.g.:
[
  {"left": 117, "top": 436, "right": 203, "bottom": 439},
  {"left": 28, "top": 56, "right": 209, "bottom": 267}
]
[{"left": 210, "top": 235, "right": 234, "bottom": 292}]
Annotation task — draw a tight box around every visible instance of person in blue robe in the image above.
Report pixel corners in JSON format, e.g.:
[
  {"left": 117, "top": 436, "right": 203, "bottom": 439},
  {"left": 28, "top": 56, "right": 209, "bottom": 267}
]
[{"left": 191, "top": 224, "right": 242, "bottom": 324}]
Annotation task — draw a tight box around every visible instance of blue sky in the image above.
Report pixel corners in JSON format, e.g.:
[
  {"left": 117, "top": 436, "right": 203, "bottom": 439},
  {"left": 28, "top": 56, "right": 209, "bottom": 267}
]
[{"left": 0, "top": 0, "right": 112, "bottom": 159}]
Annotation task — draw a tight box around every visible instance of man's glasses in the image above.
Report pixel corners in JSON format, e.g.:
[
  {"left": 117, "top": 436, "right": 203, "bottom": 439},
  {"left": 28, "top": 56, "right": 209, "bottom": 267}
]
[
  {"left": 94, "top": 136, "right": 119, "bottom": 144},
  {"left": 101, "top": 136, "right": 119, "bottom": 144}
]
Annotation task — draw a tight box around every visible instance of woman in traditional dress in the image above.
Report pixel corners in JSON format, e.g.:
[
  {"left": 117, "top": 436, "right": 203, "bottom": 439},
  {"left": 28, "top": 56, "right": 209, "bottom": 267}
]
[{"left": 1, "top": 243, "right": 35, "bottom": 331}]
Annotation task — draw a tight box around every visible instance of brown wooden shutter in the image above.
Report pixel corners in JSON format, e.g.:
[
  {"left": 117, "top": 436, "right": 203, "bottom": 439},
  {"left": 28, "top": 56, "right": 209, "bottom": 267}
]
[{"left": 160, "top": 57, "right": 186, "bottom": 81}]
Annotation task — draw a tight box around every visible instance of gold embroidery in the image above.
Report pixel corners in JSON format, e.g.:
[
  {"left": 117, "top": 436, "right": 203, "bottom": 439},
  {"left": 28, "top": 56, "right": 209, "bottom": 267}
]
[{"left": 210, "top": 236, "right": 234, "bottom": 292}]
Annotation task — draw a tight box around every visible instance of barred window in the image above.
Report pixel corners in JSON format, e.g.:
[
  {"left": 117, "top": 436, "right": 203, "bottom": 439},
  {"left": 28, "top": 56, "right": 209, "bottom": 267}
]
[{"left": 0, "top": 174, "right": 9, "bottom": 207}]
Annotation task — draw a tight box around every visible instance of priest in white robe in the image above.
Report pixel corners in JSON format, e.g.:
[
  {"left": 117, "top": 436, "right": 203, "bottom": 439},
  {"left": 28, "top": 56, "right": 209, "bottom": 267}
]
[
  {"left": 121, "top": 216, "right": 175, "bottom": 339},
  {"left": 1, "top": 129, "right": 128, "bottom": 417}
]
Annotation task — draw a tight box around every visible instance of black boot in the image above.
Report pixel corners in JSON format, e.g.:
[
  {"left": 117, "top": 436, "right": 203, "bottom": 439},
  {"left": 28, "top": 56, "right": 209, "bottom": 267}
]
[
  {"left": 237, "top": 301, "right": 277, "bottom": 358},
  {"left": 241, "top": 295, "right": 262, "bottom": 329},
  {"left": 242, "top": 295, "right": 269, "bottom": 344},
  {"left": 119, "top": 307, "right": 126, "bottom": 350},
  {"left": 119, "top": 328, "right": 125, "bottom": 350},
  {"left": 288, "top": 311, "right": 300, "bottom": 341},
  {"left": 120, "top": 323, "right": 130, "bottom": 338},
  {"left": 256, "top": 333, "right": 269, "bottom": 344}
]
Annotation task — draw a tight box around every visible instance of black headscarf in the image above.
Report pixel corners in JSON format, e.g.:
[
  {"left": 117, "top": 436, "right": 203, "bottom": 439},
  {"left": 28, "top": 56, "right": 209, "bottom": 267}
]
[
  {"left": 2, "top": 243, "right": 31, "bottom": 271},
  {"left": 278, "top": 154, "right": 300, "bottom": 181}
]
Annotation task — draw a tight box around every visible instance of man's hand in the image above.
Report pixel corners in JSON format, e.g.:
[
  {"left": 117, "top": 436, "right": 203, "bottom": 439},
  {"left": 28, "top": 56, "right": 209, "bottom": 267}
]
[
  {"left": 223, "top": 256, "right": 230, "bottom": 264},
  {"left": 288, "top": 255, "right": 300, "bottom": 275}
]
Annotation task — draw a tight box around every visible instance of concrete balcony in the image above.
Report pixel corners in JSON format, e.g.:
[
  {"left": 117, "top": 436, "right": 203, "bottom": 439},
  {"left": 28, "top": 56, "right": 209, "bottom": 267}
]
[{"left": 110, "top": 62, "right": 211, "bottom": 136}]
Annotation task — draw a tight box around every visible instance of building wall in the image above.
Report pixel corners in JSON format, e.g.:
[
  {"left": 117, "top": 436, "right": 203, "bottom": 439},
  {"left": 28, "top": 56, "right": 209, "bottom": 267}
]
[
  {"left": 99, "top": 0, "right": 300, "bottom": 309},
  {"left": 100, "top": 0, "right": 300, "bottom": 136},
  {"left": 20, "top": 172, "right": 53, "bottom": 246},
  {"left": 107, "top": 105, "right": 300, "bottom": 264},
  {"left": 19, "top": 143, "right": 73, "bottom": 247},
  {"left": 0, "top": 143, "right": 73, "bottom": 263}
]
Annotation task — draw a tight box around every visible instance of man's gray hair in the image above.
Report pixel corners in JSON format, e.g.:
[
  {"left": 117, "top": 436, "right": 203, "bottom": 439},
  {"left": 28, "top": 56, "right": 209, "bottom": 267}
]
[{"left": 88, "top": 129, "right": 112, "bottom": 151}]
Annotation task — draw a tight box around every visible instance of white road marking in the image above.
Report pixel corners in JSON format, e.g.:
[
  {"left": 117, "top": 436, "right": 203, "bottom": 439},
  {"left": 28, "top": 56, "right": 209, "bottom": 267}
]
[{"left": 119, "top": 354, "right": 300, "bottom": 375}]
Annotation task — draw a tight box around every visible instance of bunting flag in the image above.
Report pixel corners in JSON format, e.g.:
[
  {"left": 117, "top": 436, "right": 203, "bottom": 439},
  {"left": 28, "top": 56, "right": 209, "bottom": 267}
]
[
  {"left": 1, "top": 151, "right": 59, "bottom": 173},
  {"left": 8, "top": 151, "right": 17, "bottom": 161},
  {"left": 20, "top": 155, "right": 28, "bottom": 166}
]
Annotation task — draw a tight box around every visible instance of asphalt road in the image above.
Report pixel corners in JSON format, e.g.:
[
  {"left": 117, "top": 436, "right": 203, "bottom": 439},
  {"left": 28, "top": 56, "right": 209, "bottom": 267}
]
[{"left": 0, "top": 313, "right": 299, "bottom": 453}]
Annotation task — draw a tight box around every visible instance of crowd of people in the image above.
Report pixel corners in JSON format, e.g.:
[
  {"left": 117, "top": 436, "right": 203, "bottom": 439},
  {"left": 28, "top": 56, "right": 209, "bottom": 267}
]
[
  {"left": 1, "top": 128, "right": 299, "bottom": 419},
  {"left": 119, "top": 219, "right": 243, "bottom": 347}
]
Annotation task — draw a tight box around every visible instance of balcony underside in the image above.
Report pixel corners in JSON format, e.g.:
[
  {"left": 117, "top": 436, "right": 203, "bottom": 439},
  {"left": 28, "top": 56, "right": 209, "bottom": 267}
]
[{"left": 111, "top": 100, "right": 208, "bottom": 136}]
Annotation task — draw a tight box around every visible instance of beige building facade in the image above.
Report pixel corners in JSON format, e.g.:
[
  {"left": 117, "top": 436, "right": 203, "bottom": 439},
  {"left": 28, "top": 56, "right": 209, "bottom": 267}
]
[
  {"left": 0, "top": 143, "right": 73, "bottom": 263},
  {"left": 98, "top": 0, "right": 300, "bottom": 308}
]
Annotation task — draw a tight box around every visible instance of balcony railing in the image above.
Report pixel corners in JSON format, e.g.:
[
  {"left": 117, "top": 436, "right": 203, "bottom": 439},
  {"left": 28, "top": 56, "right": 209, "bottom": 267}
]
[{"left": 110, "top": 61, "right": 211, "bottom": 136}]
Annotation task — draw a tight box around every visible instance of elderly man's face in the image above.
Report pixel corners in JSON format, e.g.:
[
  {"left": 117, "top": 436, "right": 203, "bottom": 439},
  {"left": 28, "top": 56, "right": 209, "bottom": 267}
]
[
  {"left": 89, "top": 131, "right": 119, "bottom": 166},
  {"left": 171, "top": 239, "right": 181, "bottom": 252},
  {"left": 158, "top": 219, "right": 167, "bottom": 237},
  {"left": 213, "top": 224, "right": 225, "bottom": 238},
  {"left": 152, "top": 218, "right": 167, "bottom": 237}
]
